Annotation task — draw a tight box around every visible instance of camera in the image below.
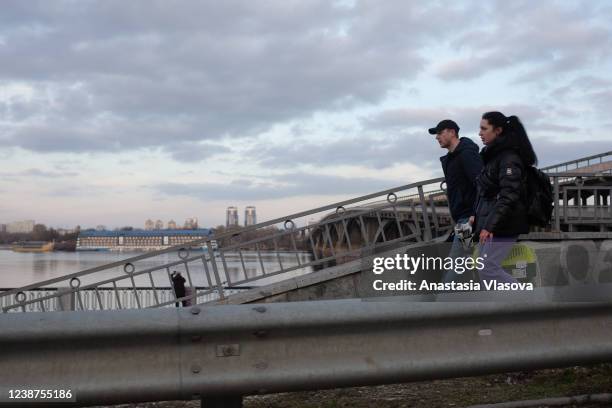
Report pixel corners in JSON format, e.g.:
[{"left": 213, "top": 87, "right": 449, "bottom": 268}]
[{"left": 454, "top": 222, "right": 474, "bottom": 250}]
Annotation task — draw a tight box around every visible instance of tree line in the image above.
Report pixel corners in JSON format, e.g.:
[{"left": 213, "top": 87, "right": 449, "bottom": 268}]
[
  {"left": 0, "top": 223, "right": 313, "bottom": 252},
  {"left": 0, "top": 224, "right": 80, "bottom": 245}
]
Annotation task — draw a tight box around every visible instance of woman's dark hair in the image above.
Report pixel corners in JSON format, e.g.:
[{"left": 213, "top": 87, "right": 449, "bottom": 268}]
[{"left": 482, "top": 111, "right": 538, "bottom": 166}]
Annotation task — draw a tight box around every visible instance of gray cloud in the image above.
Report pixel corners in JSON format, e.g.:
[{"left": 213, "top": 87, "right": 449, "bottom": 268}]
[
  {"left": 547, "top": 75, "right": 612, "bottom": 127},
  {"left": 532, "top": 138, "right": 612, "bottom": 167},
  {"left": 362, "top": 104, "right": 546, "bottom": 135},
  {"left": 45, "top": 185, "right": 105, "bottom": 197},
  {"left": 163, "top": 142, "right": 231, "bottom": 163},
  {"left": 435, "top": 55, "right": 506, "bottom": 81},
  {"left": 362, "top": 108, "right": 449, "bottom": 130},
  {"left": 21, "top": 168, "right": 78, "bottom": 178},
  {"left": 550, "top": 75, "right": 612, "bottom": 99},
  {"left": 154, "top": 136, "right": 612, "bottom": 203},
  {"left": 531, "top": 123, "right": 581, "bottom": 134},
  {"left": 0, "top": 167, "right": 78, "bottom": 179},
  {"left": 253, "top": 131, "right": 443, "bottom": 170},
  {"left": 7, "top": 125, "right": 114, "bottom": 152},
  {"left": 250, "top": 102, "right": 609, "bottom": 175},
  {"left": 250, "top": 99, "right": 600, "bottom": 172},
  {"left": 0, "top": 0, "right": 609, "bottom": 171},
  {"left": 438, "top": 1, "right": 612, "bottom": 82},
  {"left": 154, "top": 171, "right": 397, "bottom": 201},
  {"left": 589, "top": 89, "right": 612, "bottom": 107},
  {"left": 2, "top": 0, "right": 474, "bottom": 156}
]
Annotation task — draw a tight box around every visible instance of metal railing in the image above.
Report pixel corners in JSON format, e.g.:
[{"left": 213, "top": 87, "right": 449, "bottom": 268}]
[
  {"left": 1, "top": 176, "right": 450, "bottom": 313},
  {"left": 541, "top": 151, "right": 612, "bottom": 186},
  {"left": 541, "top": 150, "right": 612, "bottom": 174},
  {"left": 0, "top": 286, "right": 252, "bottom": 313},
  {"left": 2, "top": 297, "right": 612, "bottom": 406}
]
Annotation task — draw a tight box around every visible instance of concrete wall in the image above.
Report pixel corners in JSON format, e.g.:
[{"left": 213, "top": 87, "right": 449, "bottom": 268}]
[{"left": 215, "top": 237, "right": 612, "bottom": 305}]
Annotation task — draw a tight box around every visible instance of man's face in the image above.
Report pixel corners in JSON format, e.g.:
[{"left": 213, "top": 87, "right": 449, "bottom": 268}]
[{"left": 435, "top": 128, "right": 455, "bottom": 148}]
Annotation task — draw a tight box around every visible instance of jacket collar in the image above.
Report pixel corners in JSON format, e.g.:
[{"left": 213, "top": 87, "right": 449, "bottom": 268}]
[
  {"left": 440, "top": 137, "right": 471, "bottom": 162},
  {"left": 480, "top": 134, "right": 516, "bottom": 163}
]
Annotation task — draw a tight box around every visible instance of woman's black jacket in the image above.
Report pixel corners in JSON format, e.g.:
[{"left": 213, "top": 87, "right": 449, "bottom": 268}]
[{"left": 473, "top": 135, "right": 530, "bottom": 237}]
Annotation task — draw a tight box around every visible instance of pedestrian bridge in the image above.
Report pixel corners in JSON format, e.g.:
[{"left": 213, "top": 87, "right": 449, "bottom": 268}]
[{"left": 2, "top": 151, "right": 611, "bottom": 313}]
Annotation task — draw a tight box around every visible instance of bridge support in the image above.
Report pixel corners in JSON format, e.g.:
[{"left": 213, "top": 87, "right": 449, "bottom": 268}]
[{"left": 201, "top": 395, "right": 243, "bottom": 407}]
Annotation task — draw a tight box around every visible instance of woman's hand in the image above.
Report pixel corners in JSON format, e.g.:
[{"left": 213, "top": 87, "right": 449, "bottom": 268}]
[{"left": 479, "top": 229, "right": 493, "bottom": 244}]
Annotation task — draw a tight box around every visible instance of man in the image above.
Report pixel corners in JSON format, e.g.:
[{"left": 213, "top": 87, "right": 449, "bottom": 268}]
[{"left": 428, "top": 119, "right": 483, "bottom": 283}]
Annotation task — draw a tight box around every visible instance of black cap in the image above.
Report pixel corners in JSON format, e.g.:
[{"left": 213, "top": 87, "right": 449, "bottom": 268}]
[{"left": 428, "top": 119, "right": 459, "bottom": 135}]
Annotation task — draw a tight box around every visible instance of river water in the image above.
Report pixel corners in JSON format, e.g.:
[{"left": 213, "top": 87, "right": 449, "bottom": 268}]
[{"left": 0, "top": 250, "right": 313, "bottom": 288}]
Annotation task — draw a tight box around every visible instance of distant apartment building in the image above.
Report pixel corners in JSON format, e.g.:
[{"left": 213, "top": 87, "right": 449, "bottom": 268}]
[
  {"left": 144, "top": 219, "right": 154, "bottom": 230},
  {"left": 96, "top": 225, "right": 106, "bottom": 231},
  {"left": 167, "top": 220, "right": 177, "bottom": 229},
  {"left": 7, "top": 220, "right": 35, "bottom": 233},
  {"left": 0, "top": 224, "right": 6, "bottom": 233},
  {"left": 155, "top": 220, "right": 164, "bottom": 230},
  {"left": 244, "top": 206, "right": 257, "bottom": 226},
  {"left": 184, "top": 217, "right": 198, "bottom": 229},
  {"left": 226, "top": 207, "right": 239, "bottom": 227}
]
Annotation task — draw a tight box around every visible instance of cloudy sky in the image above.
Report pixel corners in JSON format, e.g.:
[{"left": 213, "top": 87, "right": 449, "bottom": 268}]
[{"left": 1, "top": 0, "right": 611, "bottom": 229}]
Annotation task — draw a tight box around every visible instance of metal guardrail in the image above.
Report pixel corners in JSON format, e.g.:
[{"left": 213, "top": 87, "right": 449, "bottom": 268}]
[
  {"left": 0, "top": 287, "right": 253, "bottom": 312},
  {"left": 2, "top": 298, "right": 612, "bottom": 406},
  {"left": 541, "top": 150, "right": 612, "bottom": 174},
  {"left": 542, "top": 151, "right": 612, "bottom": 186}
]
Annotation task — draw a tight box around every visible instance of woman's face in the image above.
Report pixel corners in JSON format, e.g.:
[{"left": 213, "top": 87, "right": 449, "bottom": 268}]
[{"left": 479, "top": 119, "right": 502, "bottom": 146}]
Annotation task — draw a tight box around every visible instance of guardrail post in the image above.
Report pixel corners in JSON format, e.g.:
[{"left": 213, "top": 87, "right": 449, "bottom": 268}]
[
  {"left": 417, "top": 185, "right": 432, "bottom": 241},
  {"left": 609, "top": 188, "right": 612, "bottom": 220},
  {"left": 563, "top": 188, "right": 568, "bottom": 223},
  {"left": 207, "top": 241, "right": 225, "bottom": 300},
  {"left": 56, "top": 287, "right": 75, "bottom": 311},
  {"left": 553, "top": 176, "right": 560, "bottom": 231},
  {"left": 201, "top": 395, "right": 243, "bottom": 407}
]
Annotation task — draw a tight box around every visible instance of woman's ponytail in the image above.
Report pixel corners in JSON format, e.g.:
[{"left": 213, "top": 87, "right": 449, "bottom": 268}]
[{"left": 506, "top": 115, "right": 537, "bottom": 167}]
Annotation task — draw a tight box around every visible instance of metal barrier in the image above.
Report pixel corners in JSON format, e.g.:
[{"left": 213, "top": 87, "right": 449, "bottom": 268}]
[
  {"left": 541, "top": 150, "right": 612, "bottom": 174},
  {"left": 0, "top": 287, "right": 252, "bottom": 312},
  {"left": 542, "top": 151, "right": 612, "bottom": 186},
  {"left": 2, "top": 298, "right": 612, "bottom": 406}
]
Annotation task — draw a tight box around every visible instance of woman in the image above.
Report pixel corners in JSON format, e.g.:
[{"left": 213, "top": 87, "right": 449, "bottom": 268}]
[
  {"left": 171, "top": 271, "right": 187, "bottom": 307},
  {"left": 473, "top": 112, "right": 538, "bottom": 285}
]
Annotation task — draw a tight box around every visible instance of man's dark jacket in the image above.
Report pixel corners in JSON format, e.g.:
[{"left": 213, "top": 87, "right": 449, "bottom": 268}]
[
  {"left": 473, "top": 135, "right": 529, "bottom": 236},
  {"left": 440, "top": 137, "right": 483, "bottom": 222}
]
